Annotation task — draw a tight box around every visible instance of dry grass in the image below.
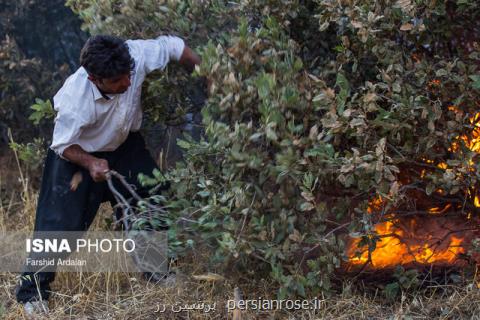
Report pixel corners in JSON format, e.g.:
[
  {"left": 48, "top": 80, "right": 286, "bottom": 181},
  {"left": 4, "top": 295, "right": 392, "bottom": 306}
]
[{"left": 2, "top": 150, "right": 480, "bottom": 319}]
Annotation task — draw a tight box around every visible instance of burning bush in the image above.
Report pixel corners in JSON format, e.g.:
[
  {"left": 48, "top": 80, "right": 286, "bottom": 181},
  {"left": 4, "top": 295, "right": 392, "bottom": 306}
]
[{"left": 67, "top": 0, "right": 480, "bottom": 297}]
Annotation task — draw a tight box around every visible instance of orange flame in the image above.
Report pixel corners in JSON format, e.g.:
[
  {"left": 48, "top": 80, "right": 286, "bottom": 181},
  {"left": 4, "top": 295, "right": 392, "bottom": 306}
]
[
  {"left": 346, "top": 102, "right": 480, "bottom": 270},
  {"left": 348, "top": 219, "right": 465, "bottom": 269}
]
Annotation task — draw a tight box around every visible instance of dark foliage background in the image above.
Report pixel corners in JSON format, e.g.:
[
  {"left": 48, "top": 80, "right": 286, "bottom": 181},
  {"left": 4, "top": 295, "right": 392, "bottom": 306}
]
[{"left": 0, "top": 0, "right": 86, "bottom": 152}]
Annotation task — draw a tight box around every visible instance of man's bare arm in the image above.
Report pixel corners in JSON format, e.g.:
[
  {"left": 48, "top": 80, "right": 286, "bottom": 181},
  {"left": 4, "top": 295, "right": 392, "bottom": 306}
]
[
  {"left": 178, "top": 44, "right": 212, "bottom": 94},
  {"left": 62, "top": 144, "right": 110, "bottom": 182},
  {"left": 178, "top": 45, "right": 201, "bottom": 73}
]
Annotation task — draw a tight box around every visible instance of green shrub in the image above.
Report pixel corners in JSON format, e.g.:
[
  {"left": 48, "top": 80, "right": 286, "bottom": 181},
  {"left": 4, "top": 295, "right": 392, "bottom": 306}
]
[{"left": 67, "top": 0, "right": 480, "bottom": 297}]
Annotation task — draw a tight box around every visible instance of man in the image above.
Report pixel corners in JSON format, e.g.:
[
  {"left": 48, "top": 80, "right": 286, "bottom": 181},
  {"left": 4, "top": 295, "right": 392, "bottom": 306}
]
[{"left": 15, "top": 34, "right": 201, "bottom": 315}]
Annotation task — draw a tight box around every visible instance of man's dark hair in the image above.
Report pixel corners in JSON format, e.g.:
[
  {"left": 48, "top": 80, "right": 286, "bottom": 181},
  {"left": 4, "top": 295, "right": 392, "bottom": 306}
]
[{"left": 80, "top": 35, "right": 135, "bottom": 79}]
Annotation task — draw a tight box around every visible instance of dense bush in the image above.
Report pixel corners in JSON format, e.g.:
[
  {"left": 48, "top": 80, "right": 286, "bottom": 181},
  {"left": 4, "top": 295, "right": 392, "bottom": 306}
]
[{"left": 67, "top": 0, "right": 480, "bottom": 297}]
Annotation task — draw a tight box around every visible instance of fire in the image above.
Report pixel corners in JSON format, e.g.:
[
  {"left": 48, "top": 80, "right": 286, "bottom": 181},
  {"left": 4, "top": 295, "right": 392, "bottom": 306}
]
[
  {"left": 347, "top": 218, "right": 466, "bottom": 269},
  {"left": 427, "top": 203, "right": 451, "bottom": 214},
  {"left": 449, "top": 112, "right": 480, "bottom": 153},
  {"left": 475, "top": 196, "right": 480, "bottom": 208},
  {"left": 367, "top": 195, "right": 384, "bottom": 214},
  {"left": 345, "top": 95, "right": 480, "bottom": 270}
]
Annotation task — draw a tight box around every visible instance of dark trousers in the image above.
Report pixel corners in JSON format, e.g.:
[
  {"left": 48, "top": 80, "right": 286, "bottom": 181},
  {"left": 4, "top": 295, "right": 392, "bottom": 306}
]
[{"left": 15, "top": 132, "right": 164, "bottom": 303}]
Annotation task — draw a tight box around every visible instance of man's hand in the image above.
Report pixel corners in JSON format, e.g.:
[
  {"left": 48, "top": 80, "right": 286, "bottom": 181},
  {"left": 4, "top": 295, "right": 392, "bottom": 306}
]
[
  {"left": 179, "top": 45, "right": 201, "bottom": 73},
  {"left": 87, "top": 158, "right": 110, "bottom": 182},
  {"left": 62, "top": 144, "right": 110, "bottom": 182}
]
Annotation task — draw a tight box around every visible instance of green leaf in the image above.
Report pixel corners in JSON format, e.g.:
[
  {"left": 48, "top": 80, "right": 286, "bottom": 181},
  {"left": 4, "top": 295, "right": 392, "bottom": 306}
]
[
  {"left": 177, "top": 139, "right": 191, "bottom": 149},
  {"left": 28, "top": 99, "right": 55, "bottom": 125},
  {"left": 256, "top": 72, "right": 276, "bottom": 99},
  {"left": 300, "top": 202, "right": 315, "bottom": 211},
  {"left": 470, "top": 75, "right": 480, "bottom": 90},
  {"left": 266, "top": 126, "right": 278, "bottom": 141},
  {"left": 197, "top": 190, "right": 211, "bottom": 198},
  {"left": 384, "top": 282, "right": 400, "bottom": 300},
  {"left": 335, "top": 73, "right": 350, "bottom": 115}
]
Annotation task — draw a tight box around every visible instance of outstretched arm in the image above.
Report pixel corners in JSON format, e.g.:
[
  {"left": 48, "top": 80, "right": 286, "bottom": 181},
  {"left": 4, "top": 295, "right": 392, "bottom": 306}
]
[
  {"left": 128, "top": 36, "right": 201, "bottom": 73},
  {"left": 179, "top": 45, "right": 201, "bottom": 73}
]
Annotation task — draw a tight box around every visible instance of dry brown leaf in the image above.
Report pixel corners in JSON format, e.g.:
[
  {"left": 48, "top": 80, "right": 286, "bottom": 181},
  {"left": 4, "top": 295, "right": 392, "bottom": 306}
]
[
  {"left": 289, "top": 229, "right": 302, "bottom": 242},
  {"left": 192, "top": 273, "right": 225, "bottom": 282},
  {"left": 400, "top": 23, "right": 413, "bottom": 31},
  {"left": 396, "top": 0, "right": 412, "bottom": 11},
  {"left": 364, "top": 92, "right": 377, "bottom": 103},
  {"left": 324, "top": 87, "right": 336, "bottom": 100},
  {"left": 351, "top": 20, "right": 363, "bottom": 29}
]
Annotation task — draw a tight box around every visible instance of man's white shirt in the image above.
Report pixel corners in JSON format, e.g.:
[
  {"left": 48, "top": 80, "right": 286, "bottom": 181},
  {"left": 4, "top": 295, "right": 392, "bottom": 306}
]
[{"left": 50, "top": 35, "right": 185, "bottom": 158}]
